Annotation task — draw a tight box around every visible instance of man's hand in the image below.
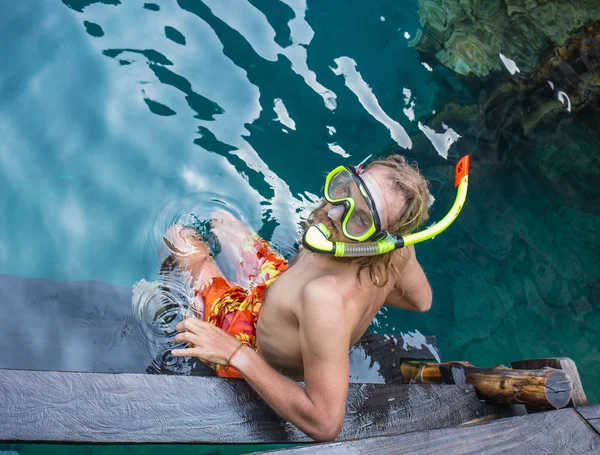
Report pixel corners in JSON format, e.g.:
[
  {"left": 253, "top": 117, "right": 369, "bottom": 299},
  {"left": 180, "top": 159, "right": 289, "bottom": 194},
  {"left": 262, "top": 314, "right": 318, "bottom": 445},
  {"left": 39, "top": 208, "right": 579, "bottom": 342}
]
[
  {"left": 384, "top": 245, "right": 432, "bottom": 312},
  {"left": 172, "top": 318, "right": 241, "bottom": 366}
]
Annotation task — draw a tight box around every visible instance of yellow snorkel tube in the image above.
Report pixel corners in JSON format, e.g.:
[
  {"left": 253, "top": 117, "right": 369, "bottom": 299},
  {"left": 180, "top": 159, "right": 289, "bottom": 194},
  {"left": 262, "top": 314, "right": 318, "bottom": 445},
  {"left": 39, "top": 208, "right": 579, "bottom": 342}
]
[{"left": 302, "top": 155, "right": 470, "bottom": 257}]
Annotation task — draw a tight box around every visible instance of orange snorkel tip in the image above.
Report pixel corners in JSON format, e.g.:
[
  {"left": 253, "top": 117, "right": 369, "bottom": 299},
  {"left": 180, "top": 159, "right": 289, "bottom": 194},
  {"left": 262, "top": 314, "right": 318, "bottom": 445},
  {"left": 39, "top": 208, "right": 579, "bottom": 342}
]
[{"left": 455, "top": 155, "right": 470, "bottom": 187}]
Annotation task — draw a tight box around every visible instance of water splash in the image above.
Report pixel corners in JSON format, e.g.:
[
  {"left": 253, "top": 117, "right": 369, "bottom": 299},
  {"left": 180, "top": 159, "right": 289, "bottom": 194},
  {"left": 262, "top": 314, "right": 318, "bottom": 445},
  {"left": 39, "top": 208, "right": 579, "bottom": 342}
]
[
  {"left": 131, "top": 271, "right": 202, "bottom": 375},
  {"left": 132, "top": 274, "right": 199, "bottom": 336}
]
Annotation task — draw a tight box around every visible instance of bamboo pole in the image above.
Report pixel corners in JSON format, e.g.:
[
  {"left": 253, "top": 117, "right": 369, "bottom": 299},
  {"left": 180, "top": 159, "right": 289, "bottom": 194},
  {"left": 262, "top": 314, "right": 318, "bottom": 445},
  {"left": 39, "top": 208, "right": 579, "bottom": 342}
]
[{"left": 400, "top": 361, "right": 572, "bottom": 409}]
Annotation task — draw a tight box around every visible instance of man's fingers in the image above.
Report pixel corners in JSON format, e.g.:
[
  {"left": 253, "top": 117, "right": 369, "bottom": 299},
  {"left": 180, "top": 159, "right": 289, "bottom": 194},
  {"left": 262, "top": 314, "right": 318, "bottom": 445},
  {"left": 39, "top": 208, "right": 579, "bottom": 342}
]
[
  {"left": 175, "top": 317, "right": 204, "bottom": 333},
  {"left": 171, "top": 347, "right": 201, "bottom": 358},
  {"left": 174, "top": 331, "right": 203, "bottom": 347},
  {"left": 171, "top": 319, "right": 240, "bottom": 365}
]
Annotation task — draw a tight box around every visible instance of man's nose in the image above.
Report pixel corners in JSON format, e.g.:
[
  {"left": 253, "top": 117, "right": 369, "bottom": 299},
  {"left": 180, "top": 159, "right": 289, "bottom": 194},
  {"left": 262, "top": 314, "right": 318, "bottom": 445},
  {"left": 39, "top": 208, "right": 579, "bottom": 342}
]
[{"left": 327, "top": 205, "right": 345, "bottom": 221}]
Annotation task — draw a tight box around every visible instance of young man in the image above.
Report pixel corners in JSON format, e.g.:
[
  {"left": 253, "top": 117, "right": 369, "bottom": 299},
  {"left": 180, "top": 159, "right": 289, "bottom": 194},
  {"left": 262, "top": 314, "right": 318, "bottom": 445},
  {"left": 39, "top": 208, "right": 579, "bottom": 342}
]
[{"left": 167, "top": 154, "right": 432, "bottom": 441}]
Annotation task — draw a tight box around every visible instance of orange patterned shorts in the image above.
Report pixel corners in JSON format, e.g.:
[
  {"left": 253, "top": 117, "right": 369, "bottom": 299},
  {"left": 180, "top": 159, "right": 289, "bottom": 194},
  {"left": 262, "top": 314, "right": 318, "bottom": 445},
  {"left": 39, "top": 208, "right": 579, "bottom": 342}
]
[{"left": 196, "top": 233, "right": 287, "bottom": 378}]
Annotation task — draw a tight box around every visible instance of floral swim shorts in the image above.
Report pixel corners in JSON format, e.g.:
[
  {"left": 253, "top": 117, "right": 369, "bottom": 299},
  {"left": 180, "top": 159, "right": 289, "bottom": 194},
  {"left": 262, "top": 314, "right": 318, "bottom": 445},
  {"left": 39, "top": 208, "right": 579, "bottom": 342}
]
[{"left": 196, "top": 233, "right": 288, "bottom": 378}]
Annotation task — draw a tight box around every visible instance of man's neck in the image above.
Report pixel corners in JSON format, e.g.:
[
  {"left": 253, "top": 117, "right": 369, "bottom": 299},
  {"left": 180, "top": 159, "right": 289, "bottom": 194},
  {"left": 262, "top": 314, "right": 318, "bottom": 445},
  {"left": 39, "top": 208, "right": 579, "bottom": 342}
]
[{"left": 292, "top": 248, "right": 356, "bottom": 271}]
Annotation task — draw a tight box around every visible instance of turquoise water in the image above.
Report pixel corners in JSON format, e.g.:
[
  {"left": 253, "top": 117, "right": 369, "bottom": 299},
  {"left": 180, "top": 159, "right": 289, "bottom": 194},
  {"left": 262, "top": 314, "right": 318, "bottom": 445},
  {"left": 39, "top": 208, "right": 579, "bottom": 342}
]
[{"left": 1, "top": 0, "right": 599, "bottom": 453}]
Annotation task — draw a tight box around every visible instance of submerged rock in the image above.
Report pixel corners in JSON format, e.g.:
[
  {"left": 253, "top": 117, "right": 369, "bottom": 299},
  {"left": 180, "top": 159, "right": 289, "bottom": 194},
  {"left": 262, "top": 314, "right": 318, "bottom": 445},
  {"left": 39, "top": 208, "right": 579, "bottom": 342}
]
[
  {"left": 411, "top": 0, "right": 600, "bottom": 77},
  {"left": 433, "top": 21, "right": 600, "bottom": 135},
  {"left": 424, "top": 22, "right": 600, "bottom": 214}
]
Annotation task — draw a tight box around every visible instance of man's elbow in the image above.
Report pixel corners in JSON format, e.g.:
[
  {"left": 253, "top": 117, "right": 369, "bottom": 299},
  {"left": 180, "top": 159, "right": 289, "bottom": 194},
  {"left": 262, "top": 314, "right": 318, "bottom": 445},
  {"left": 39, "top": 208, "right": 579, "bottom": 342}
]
[
  {"left": 417, "top": 300, "right": 432, "bottom": 312},
  {"left": 309, "top": 422, "right": 342, "bottom": 442},
  {"left": 305, "top": 415, "right": 343, "bottom": 442},
  {"left": 416, "top": 291, "right": 433, "bottom": 312}
]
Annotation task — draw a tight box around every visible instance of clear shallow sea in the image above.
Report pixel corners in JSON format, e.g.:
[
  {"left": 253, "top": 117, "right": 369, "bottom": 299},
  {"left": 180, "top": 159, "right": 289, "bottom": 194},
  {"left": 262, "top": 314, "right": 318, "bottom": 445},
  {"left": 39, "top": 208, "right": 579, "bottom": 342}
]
[{"left": 1, "top": 0, "right": 598, "bottom": 453}]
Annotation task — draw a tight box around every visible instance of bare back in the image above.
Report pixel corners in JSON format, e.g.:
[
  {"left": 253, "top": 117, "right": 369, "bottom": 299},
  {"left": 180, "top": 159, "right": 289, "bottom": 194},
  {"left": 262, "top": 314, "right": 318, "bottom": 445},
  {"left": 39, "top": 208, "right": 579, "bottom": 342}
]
[{"left": 256, "top": 249, "right": 401, "bottom": 378}]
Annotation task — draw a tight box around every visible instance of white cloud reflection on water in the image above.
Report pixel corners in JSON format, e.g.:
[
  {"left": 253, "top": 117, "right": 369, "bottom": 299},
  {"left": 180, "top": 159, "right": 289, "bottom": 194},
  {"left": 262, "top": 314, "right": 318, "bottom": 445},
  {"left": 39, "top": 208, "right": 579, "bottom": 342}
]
[
  {"left": 331, "top": 56, "right": 413, "bottom": 149},
  {"left": 417, "top": 122, "right": 461, "bottom": 159},
  {"left": 273, "top": 98, "right": 297, "bottom": 130},
  {"left": 91, "top": 0, "right": 314, "bottom": 269},
  {"left": 203, "top": 0, "right": 337, "bottom": 110},
  {"left": 87, "top": 0, "right": 321, "bottom": 261}
]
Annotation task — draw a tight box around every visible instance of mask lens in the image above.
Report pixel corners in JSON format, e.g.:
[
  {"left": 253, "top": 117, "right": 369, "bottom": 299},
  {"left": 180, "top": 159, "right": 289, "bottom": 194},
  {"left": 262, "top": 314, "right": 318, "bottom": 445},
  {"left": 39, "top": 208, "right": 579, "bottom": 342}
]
[
  {"left": 345, "top": 196, "right": 374, "bottom": 237},
  {"left": 326, "top": 169, "right": 354, "bottom": 201},
  {"left": 325, "top": 168, "right": 375, "bottom": 238}
]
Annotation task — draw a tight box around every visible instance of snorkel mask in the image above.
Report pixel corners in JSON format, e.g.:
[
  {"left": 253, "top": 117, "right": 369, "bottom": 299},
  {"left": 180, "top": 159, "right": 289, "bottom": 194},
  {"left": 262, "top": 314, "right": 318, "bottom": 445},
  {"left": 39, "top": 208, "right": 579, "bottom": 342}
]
[
  {"left": 321, "top": 163, "right": 383, "bottom": 242},
  {"left": 302, "top": 155, "right": 470, "bottom": 257}
]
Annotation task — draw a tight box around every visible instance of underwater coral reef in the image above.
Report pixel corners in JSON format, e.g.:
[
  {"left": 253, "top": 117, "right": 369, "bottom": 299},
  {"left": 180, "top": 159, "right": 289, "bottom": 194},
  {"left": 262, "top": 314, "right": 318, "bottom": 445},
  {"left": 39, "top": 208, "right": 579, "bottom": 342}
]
[
  {"left": 408, "top": 20, "right": 600, "bottom": 216},
  {"left": 431, "top": 21, "right": 600, "bottom": 135},
  {"left": 411, "top": 0, "right": 600, "bottom": 77}
]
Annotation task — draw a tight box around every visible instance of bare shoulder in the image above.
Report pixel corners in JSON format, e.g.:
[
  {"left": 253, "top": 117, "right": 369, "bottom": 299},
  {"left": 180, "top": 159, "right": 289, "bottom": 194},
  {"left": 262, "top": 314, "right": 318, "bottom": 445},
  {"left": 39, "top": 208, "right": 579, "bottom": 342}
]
[
  {"left": 300, "top": 275, "right": 353, "bottom": 351},
  {"left": 301, "top": 275, "right": 345, "bottom": 314}
]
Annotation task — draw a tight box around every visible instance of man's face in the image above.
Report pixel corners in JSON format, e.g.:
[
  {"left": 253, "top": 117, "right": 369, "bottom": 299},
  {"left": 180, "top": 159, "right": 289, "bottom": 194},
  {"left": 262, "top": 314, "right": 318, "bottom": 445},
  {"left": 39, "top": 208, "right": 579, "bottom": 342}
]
[{"left": 309, "top": 165, "right": 405, "bottom": 242}]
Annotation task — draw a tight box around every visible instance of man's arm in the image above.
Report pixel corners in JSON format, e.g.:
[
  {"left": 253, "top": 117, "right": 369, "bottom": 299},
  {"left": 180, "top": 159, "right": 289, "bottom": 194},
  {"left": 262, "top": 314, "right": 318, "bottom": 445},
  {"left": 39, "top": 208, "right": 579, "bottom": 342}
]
[
  {"left": 232, "top": 281, "right": 350, "bottom": 441},
  {"left": 385, "top": 245, "right": 432, "bottom": 312},
  {"left": 172, "top": 281, "right": 352, "bottom": 442}
]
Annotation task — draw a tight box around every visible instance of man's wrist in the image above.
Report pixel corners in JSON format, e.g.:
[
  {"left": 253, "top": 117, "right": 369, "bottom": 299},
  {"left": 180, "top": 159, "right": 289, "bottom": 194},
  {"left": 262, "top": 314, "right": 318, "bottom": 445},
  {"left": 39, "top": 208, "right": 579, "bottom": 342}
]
[
  {"left": 222, "top": 342, "right": 245, "bottom": 371},
  {"left": 229, "top": 344, "right": 254, "bottom": 371}
]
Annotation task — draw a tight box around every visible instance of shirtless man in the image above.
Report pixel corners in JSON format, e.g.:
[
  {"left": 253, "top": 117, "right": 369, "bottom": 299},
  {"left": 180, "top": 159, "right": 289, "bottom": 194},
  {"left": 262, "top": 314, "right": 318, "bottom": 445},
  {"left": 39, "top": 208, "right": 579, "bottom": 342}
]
[{"left": 167, "top": 154, "right": 433, "bottom": 441}]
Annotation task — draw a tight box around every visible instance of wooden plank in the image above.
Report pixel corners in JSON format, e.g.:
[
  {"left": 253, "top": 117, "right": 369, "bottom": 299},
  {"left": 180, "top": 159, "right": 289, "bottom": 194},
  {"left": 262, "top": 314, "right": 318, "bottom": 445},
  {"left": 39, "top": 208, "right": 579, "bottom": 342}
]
[
  {"left": 260, "top": 408, "right": 600, "bottom": 454},
  {"left": 474, "top": 402, "right": 527, "bottom": 423},
  {"left": 402, "top": 361, "right": 572, "bottom": 408},
  {"left": 577, "top": 405, "right": 600, "bottom": 435},
  {"left": 349, "top": 334, "right": 439, "bottom": 384},
  {"left": 511, "top": 358, "right": 588, "bottom": 407},
  {"left": 0, "top": 369, "right": 483, "bottom": 444}
]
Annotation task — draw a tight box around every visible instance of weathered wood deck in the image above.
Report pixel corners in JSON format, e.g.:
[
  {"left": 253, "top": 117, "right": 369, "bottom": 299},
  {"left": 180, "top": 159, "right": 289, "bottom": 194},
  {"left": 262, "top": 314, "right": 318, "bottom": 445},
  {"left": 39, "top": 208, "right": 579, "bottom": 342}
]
[
  {"left": 577, "top": 405, "right": 600, "bottom": 435},
  {"left": 259, "top": 405, "right": 600, "bottom": 454},
  {"left": 0, "top": 369, "right": 484, "bottom": 444}
]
